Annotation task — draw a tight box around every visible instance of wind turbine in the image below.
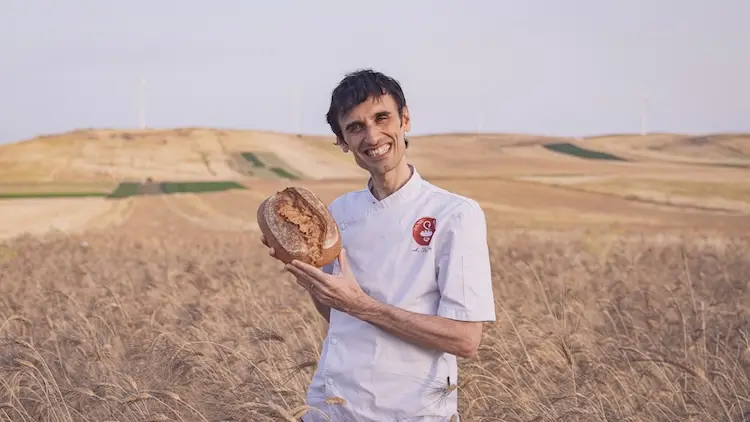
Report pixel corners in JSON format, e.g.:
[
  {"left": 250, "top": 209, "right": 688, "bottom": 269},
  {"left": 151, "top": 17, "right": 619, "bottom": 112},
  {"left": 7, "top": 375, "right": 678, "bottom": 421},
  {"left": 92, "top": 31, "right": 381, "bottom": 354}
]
[
  {"left": 476, "top": 21, "right": 484, "bottom": 137},
  {"left": 295, "top": 85, "right": 303, "bottom": 135},
  {"left": 138, "top": 77, "right": 147, "bottom": 129},
  {"left": 640, "top": 91, "right": 649, "bottom": 136},
  {"left": 476, "top": 62, "right": 484, "bottom": 136},
  {"left": 477, "top": 97, "right": 484, "bottom": 135}
]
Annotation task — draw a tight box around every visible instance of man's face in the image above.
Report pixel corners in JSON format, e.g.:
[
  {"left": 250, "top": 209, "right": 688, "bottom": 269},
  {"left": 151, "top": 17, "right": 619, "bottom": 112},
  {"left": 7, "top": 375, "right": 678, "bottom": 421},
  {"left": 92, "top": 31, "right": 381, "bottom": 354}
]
[{"left": 336, "top": 94, "right": 410, "bottom": 177}]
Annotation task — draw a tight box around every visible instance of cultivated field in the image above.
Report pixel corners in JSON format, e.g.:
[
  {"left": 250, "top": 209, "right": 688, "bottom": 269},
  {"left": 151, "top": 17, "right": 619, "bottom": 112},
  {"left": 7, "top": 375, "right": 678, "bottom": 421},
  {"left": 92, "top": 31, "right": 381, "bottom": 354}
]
[{"left": 0, "top": 129, "right": 749, "bottom": 421}]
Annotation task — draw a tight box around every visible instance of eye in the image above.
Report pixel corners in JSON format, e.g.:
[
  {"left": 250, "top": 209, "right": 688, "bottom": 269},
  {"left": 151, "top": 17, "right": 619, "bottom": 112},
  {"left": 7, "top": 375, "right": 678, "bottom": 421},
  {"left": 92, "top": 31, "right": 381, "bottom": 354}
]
[
  {"left": 346, "top": 123, "right": 364, "bottom": 133},
  {"left": 376, "top": 114, "right": 388, "bottom": 122}
]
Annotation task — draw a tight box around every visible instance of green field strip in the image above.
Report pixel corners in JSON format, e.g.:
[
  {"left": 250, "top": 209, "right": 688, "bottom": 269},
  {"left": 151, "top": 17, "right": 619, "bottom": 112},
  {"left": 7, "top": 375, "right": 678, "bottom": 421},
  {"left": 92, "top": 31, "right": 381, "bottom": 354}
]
[
  {"left": 269, "top": 167, "right": 300, "bottom": 180},
  {"left": 542, "top": 143, "right": 628, "bottom": 161},
  {"left": 161, "top": 181, "right": 247, "bottom": 194},
  {"left": 234, "top": 151, "right": 306, "bottom": 180},
  {"left": 225, "top": 153, "right": 254, "bottom": 177},
  {"left": 107, "top": 182, "right": 143, "bottom": 198},
  {"left": 252, "top": 152, "right": 306, "bottom": 180},
  {"left": 0, "top": 182, "right": 116, "bottom": 199},
  {"left": 106, "top": 180, "right": 247, "bottom": 198},
  {"left": 240, "top": 152, "right": 266, "bottom": 168}
]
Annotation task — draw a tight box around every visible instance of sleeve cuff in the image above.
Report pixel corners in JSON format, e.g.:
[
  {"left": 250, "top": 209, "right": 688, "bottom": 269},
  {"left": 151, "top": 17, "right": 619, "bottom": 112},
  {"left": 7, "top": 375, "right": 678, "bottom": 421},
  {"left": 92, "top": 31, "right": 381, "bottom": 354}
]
[{"left": 437, "top": 304, "right": 497, "bottom": 322}]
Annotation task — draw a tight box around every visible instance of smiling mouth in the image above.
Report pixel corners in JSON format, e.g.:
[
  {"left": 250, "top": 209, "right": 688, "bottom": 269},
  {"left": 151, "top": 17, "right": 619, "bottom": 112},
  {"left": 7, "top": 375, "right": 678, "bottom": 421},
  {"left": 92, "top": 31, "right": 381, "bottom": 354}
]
[{"left": 365, "top": 143, "right": 392, "bottom": 158}]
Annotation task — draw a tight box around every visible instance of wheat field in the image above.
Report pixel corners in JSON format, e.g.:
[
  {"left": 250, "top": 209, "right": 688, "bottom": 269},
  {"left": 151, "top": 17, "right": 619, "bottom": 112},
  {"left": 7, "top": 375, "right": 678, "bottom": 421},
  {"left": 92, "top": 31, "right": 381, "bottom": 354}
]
[
  {"left": 0, "top": 193, "right": 748, "bottom": 422},
  {"left": 1, "top": 129, "right": 749, "bottom": 421}
]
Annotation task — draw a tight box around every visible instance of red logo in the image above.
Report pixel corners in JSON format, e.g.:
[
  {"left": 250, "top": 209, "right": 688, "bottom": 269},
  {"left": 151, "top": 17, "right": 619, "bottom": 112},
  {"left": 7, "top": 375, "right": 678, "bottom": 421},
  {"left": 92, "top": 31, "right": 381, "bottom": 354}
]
[{"left": 412, "top": 217, "right": 436, "bottom": 246}]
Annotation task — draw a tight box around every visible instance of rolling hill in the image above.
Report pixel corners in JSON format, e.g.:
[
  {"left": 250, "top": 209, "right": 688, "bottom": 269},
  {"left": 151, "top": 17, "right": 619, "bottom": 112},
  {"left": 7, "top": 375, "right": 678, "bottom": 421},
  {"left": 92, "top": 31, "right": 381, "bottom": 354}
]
[
  {"left": 2, "top": 128, "right": 748, "bottom": 185},
  {"left": 1, "top": 127, "right": 748, "bottom": 241},
  {"left": 581, "top": 132, "right": 750, "bottom": 166},
  {"left": 0, "top": 128, "right": 363, "bottom": 183}
]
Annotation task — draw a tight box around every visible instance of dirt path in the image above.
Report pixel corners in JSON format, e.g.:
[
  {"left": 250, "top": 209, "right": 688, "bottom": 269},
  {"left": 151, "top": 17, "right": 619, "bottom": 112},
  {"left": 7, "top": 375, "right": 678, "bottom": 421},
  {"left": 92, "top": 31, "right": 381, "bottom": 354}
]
[
  {"left": 0, "top": 198, "right": 127, "bottom": 241},
  {"left": 159, "top": 194, "right": 259, "bottom": 232},
  {"left": 84, "top": 197, "right": 137, "bottom": 230}
]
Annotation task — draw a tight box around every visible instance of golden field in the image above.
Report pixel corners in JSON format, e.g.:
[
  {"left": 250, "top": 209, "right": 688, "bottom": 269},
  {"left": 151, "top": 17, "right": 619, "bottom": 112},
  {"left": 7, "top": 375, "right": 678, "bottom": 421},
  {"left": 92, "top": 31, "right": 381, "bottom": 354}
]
[{"left": 0, "top": 128, "right": 749, "bottom": 421}]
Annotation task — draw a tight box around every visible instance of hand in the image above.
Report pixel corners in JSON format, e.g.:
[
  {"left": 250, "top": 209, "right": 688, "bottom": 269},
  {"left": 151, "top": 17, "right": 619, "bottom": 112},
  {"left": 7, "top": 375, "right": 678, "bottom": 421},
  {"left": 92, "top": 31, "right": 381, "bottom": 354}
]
[
  {"left": 285, "top": 248, "right": 371, "bottom": 315},
  {"left": 260, "top": 234, "right": 283, "bottom": 262},
  {"left": 260, "top": 234, "right": 272, "bottom": 253},
  {"left": 260, "top": 233, "right": 309, "bottom": 286}
]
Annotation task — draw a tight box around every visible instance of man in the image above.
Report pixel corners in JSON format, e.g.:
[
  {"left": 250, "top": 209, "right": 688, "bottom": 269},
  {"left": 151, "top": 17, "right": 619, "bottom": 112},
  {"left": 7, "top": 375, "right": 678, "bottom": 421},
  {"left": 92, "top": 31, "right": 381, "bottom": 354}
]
[{"left": 261, "top": 69, "right": 496, "bottom": 421}]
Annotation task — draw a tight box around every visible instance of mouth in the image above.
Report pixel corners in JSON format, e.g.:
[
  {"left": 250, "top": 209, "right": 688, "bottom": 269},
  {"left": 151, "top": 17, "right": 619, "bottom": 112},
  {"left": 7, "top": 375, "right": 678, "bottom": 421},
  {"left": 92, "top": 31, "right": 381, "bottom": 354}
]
[{"left": 364, "top": 143, "right": 392, "bottom": 159}]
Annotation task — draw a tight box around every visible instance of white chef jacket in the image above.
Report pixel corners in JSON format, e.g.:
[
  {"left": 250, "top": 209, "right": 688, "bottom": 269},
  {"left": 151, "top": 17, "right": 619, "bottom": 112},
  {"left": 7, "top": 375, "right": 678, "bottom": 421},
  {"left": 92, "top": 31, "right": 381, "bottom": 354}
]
[{"left": 302, "top": 165, "right": 496, "bottom": 422}]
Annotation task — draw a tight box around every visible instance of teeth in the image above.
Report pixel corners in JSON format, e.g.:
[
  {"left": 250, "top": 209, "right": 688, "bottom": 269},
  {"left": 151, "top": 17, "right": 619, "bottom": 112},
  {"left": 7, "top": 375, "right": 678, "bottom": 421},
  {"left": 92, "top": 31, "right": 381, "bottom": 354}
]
[{"left": 367, "top": 144, "right": 391, "bottom": 157}]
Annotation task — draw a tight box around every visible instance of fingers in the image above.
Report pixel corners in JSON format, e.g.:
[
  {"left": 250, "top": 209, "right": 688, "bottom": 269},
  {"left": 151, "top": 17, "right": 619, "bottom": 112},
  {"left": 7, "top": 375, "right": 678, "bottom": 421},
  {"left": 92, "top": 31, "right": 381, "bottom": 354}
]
[
  {"left": 337, "top": 248, "right": 350, "bottom": 272},
  {"left": 288, "top": 262, "right": 331, "bottom": 290},
  {"left": 286, "top": 263, "right": 311, "bottom": 282},
  {"left": 285, "top": 264, "right": 320, "bottom": 290},
  {"left": 259, "top": 235, "right": 279, "bottom": 258},
  {"left": 290, "top": 259, "right": 329, "bottom": 279}
]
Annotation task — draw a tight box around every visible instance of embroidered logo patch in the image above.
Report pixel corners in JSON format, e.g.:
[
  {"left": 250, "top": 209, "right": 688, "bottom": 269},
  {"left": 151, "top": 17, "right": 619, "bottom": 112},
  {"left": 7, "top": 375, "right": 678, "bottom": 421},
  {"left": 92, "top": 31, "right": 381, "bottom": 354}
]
[{"left": 412, "top": 217, "right": 436, "bottom": 246}]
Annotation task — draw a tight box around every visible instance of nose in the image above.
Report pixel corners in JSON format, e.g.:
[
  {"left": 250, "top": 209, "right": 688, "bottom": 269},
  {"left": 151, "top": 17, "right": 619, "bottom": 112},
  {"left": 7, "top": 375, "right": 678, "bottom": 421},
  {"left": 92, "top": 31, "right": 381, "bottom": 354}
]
[{"left": 363, "top": 124, "right": 380, "bottom": 145}]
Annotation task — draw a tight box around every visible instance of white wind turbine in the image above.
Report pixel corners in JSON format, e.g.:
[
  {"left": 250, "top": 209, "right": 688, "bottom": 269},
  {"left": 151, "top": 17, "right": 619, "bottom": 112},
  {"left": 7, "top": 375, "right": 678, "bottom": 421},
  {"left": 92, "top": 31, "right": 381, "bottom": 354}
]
[
  {"left": 138, "top": 76, "right": 147, "bottom": 130},
  {"left": 295, "top": 85, "right": 303, "bottom": 135},
  {"left": 640, "top": 91, "right": 649, "bottom": 136}
]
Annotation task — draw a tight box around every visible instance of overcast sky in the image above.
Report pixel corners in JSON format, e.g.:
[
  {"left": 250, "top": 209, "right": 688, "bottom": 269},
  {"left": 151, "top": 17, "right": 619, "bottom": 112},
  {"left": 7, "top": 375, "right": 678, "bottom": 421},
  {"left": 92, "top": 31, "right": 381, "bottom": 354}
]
[{"left": 1, "top": 0, "right": 748, "bottom": 145}]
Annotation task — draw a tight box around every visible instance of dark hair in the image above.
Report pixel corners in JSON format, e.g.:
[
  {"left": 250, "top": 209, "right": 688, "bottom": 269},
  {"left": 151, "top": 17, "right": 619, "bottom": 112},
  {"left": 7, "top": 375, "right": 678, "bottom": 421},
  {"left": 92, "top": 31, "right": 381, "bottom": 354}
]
[{"left": 326, "top": 69, "right": 409, "bottom": 148}]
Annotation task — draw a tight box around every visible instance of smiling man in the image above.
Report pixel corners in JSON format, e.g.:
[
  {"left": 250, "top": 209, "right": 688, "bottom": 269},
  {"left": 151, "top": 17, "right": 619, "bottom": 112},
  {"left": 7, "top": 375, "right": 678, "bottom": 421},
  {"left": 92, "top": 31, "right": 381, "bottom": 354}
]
[{"left": 261, "top": 69, "right": 497, "bottom": 421}]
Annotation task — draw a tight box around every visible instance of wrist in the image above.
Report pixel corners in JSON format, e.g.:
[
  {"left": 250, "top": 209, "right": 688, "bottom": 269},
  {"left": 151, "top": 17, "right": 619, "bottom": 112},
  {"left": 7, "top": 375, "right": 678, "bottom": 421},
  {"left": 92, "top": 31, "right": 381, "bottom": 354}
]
[{"left": 349, "top": 294, "right": 381, "bottom": 321}]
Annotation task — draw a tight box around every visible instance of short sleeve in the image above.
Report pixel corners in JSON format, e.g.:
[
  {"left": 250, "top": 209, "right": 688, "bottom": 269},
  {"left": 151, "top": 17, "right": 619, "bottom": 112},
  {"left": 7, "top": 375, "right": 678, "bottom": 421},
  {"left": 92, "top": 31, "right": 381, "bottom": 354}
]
[{"left": 435, "top": 200, "right": 496, "bottom": 322}]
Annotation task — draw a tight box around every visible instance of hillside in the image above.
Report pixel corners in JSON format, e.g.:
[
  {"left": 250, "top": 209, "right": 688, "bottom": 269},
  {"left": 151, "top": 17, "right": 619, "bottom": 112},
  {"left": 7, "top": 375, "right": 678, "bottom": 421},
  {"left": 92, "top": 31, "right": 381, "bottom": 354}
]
[
  {"left": 1, "top": 128, "right": 749, "bottom": 241},
  {"left": 582, "top": 133, "right": 750, "bottom": 166},
  {"left": 2, "top": 128, "right": 748, "bottom": 184},
  {"left": 0, "top": 128, "right": 364, "bottom": 183}
]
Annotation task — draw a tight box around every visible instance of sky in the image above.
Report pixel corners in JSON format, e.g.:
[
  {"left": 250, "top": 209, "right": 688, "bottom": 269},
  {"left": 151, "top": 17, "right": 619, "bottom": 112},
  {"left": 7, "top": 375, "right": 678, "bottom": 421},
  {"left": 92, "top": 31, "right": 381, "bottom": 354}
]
[{"left": 1, "top": 0, "right": 748, "bottom": 145}]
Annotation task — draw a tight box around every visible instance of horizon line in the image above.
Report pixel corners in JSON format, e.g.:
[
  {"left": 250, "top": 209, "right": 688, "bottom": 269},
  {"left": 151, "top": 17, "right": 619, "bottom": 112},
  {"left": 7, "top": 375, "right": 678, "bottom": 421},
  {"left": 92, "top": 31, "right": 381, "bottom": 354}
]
[{"left": 3, "top": 125, "right": 750, "bottom": 147}]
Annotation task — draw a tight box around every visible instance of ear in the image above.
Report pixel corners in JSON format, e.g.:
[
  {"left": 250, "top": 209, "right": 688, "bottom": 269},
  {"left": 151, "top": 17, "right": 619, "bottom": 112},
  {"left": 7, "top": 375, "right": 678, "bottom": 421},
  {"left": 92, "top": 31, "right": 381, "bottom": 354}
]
[
  {"left": 336, "top": 137, "right": 350, "bottom": 153},
  {"left": 401, "top": 106, "right": 411, "bottom": 133}
]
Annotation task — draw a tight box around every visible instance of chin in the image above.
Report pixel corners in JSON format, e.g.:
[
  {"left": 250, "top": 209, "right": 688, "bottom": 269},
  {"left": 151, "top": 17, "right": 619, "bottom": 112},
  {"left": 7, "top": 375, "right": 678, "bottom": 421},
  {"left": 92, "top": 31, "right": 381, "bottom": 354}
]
[{"left": 369, "top": 160, "right": 399, "bottom": 175}]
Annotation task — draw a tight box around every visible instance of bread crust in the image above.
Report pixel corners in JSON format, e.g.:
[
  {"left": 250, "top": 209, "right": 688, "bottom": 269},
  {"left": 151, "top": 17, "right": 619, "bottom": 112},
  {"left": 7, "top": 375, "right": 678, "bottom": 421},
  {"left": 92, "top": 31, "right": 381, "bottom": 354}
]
[{"left": 257, "top": 187, "right": 341, "bottom": 268}]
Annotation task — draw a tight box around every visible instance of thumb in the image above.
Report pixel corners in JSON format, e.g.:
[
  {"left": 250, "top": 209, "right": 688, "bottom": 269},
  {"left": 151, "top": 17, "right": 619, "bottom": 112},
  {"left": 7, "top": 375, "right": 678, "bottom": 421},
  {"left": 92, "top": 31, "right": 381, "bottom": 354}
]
[{"left": 338, "top": 248, "right": 351, "bottom": 274}]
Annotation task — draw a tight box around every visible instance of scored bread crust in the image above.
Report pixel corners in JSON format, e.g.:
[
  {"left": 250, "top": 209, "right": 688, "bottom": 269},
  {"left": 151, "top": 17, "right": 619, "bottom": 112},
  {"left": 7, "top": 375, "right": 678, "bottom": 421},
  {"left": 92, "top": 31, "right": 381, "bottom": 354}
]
[{"left": 257, "top": 187, "right": 341, "bottom": 268}]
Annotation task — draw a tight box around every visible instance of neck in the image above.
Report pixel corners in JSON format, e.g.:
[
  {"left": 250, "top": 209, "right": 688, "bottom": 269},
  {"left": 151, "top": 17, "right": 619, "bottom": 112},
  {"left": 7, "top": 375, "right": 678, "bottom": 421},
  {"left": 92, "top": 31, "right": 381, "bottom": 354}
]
[{"left": 370, "top": 162, "right": 412, "bottom": 201}]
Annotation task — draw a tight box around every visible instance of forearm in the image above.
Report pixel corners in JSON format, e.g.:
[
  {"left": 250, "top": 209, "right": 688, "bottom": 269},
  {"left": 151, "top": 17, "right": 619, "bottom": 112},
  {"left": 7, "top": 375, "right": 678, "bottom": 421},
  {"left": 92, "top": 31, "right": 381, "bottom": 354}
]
[{"left": 350, "top": 296, "right": 477, "bottom": 358}]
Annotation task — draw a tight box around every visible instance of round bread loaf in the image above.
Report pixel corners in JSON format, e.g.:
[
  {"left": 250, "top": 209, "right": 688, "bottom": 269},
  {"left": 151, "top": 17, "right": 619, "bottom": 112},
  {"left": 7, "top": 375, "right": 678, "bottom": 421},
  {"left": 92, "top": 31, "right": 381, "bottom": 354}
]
[{"left": 257, "top": 187, "right": 341, "bottom": 268}]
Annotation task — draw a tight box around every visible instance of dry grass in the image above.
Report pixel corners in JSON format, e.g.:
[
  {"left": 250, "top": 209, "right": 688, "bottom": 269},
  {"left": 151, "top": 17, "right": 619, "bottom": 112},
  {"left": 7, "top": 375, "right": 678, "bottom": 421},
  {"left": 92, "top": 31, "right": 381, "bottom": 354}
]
[
  {"left": 576, "top": 179, "right": 750, "bottom": 202},
  {"left": 0, "top": 198, "right": 749, "bottom": 421},
  {"left": 568, "top": 179, "right": 750, "bottom": 214},
  {"left": 507, "top": 176, "right": 750, "bottom": 215},
  {"left": 0, "top": 198, "right": 129, "bottom": 240},
  {"left": 1, "top": 128, "right": 749, "bottom": 420},
  {"left": 0, "top": 182, "right": 117, "bottom": 195}
]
